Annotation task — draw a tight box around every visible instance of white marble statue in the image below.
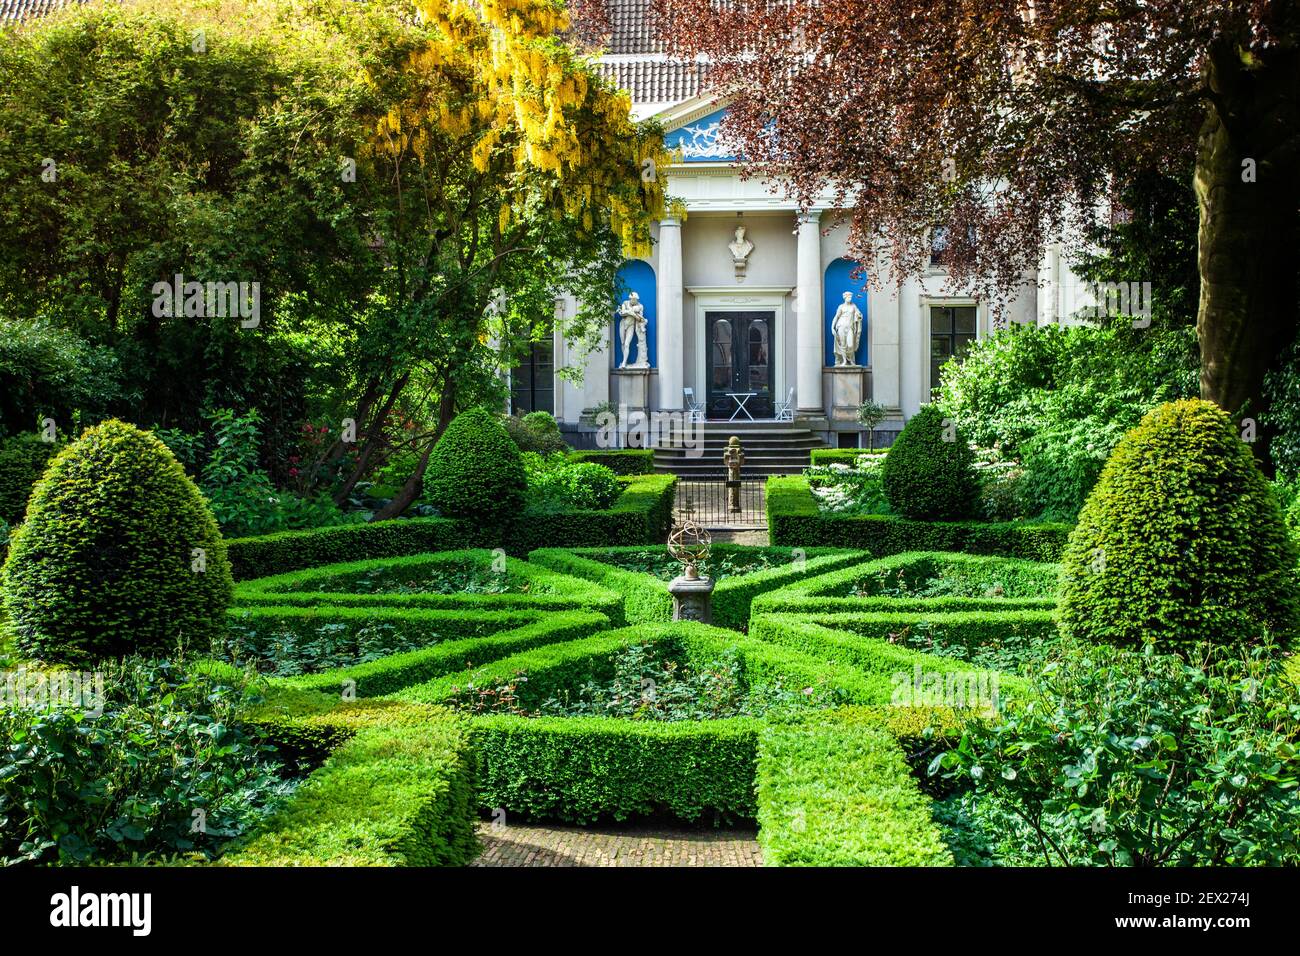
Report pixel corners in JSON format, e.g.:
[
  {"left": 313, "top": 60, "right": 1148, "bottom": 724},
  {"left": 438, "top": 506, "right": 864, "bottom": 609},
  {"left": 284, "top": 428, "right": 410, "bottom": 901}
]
[
  {"left": 617, "top": 291, "right": 649, "bottom": 369},
  {"left": 729, "top": 224, "right": 754, "bottom": 279},
  {"left": 832, "top": 291, "right": 863, "bottom": 367},
  {"left": 728, "top": 225, "right": 754, "bottom": 262}
]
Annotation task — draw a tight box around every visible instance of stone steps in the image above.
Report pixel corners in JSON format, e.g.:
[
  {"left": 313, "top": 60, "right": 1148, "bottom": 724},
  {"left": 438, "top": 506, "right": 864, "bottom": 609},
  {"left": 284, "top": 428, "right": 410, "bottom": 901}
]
[{"left": 652, "top": 421, "right": 826, "bottom": 477}]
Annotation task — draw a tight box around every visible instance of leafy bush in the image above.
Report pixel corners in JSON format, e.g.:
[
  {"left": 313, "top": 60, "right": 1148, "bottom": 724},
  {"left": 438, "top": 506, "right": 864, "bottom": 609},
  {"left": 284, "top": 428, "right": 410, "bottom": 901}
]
[
  {"left": 931, "top": 639, "right": 1300, "bottom": 865},
  {"left": 159, "top": 408, "right": 359, "bottom": 538},
  {"left": 0, "top": 432, "right": 58, "bottom": 523},
  {"left": 805, "top": 456, "right": 891, "bottom": 517},
  {"left": 0, "top": 658, "right": 291, "bottom": 865},
  {"left": 1263, "top": 333, "right": 1300, "bottom": 479},
  {"left": 2, "top": 419, "right": 234, "bottom": 663},
  {"left": 425, "top": 407, "right": 525, "bottom": 526},
  {"left": 523, "top": 453, "right": 621, "bottom": 512},
  {"left": 936, "top": 319, "right": 1199, "bottom": 519},
  {"left": 881, "top": 405, "right": 980, "bottom": 520},
  {"left": 0, "top": 319, "right": 119, "bottom": 439},
  {"left": 1059, "top": 399, "right": 1300, "bottom": 648},
  {"left": 502, "top": 411, "right": 570, "bottom": 455}
]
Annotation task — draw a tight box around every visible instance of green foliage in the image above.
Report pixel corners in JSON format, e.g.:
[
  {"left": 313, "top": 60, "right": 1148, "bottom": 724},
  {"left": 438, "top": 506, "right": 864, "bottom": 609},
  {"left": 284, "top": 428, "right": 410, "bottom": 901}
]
[
  {"left": 0, "top": 432, "right": 58, "bottom": 523},
  {"left": 805, "top": 455, "right": 891, "bottom": 517},
  {"left": 936, "top": 319, "right": 1199, "bottom": 519},
  {"left": 567, "top": 449, "right": 655, "bottom": 475},
  {"left": 767, "top": 475, "right": 1071, "bottom": 561},
  {"left": 757, "top": 719, "right": 953, "bottom": 866},
  {"left": 222, "top": 709, "right": 478, "bottom": 866},
  {"left": 502, "top": 411, "right": 570, "bottom": 455},
  {"left": 424, "top": 408, "right": 525, "bottom": 526},
  {"left": 1059, "top": 399, "right": 1300, "bottom": 648},
  {"left": 0, "top": 658, "right": 291, "bottom": 865},
  {"left": 882, "top": 405, "right": 980, "bottom": 520},
  {"left": 0, "top": 320, "right": 119, "bottom": 438},
  {"left": 2, "top": 420, "right": 233, "bottom": 664},
  {"left": 931, "top": 640, "right": 1300, "bottom": 866},
  {"left": 522, "top": 452, "right": 622, "bottom": 512},
  {"left": 809, "top": 449, "right": 887, "bottom": 467},
  {"left": 1263, "top": 333, "right": 1300, "bottom": 479},
  {"left": 157, "top": 408, "right": 358, "bottom": 538}
]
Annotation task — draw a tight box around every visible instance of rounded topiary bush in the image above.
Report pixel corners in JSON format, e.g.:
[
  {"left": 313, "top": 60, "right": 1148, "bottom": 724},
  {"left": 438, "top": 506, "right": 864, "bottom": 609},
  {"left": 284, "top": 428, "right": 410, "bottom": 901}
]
[
  {"left": 880, "top": 404, "right": 980, "bottom": 519},
  {"left": 1, "top": 419, "right": 234, "bottom": 664},
  {"left": 0, "top": 432, "right": 59, "bottom": 523},
  {"left": 424, "top": 407, "right": 526, "bottom": 525},
  {"left": 1059, "top": 399, "right": 1300, "bottom": 648}
]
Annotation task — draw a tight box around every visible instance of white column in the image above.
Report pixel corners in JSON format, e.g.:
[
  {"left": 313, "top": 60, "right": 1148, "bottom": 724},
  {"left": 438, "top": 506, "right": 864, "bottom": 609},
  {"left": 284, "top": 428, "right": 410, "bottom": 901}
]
[
  {"left": 871, "top": 289, "right": 902, "bottom": 410},
  {"left": 796, "top": 210, "right": 824, "bottom": 414},
  {"left": 656, "top": 216, "right": 684, "bottom": 409}
]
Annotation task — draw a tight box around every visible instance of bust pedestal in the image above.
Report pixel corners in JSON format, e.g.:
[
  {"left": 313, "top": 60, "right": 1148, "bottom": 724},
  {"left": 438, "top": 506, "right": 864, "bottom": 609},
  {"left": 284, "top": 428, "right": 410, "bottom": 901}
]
[
  {"left": 826, "top": 366, "right": 868, "bottom": 423},
  {"left": 668, "top": 574, "right": 714, "bottom": 624}
]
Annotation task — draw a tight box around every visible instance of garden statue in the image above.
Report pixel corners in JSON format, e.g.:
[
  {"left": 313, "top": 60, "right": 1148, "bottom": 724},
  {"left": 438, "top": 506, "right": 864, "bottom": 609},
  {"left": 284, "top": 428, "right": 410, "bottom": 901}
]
[
  {"left": 722, "top": 435, "right": 745, "bottom": 513},
  {"left": 729, "top": 224, "right": 754, "bottom": 279},
  {"left": 667, "top": 519, "right": 714, "bottom": 622},
  {"left": 832, "top": 291, "right": 863, "bottom": 367},
  {"left": 617, "top": 291, "right": 649, "bottom": 369}
]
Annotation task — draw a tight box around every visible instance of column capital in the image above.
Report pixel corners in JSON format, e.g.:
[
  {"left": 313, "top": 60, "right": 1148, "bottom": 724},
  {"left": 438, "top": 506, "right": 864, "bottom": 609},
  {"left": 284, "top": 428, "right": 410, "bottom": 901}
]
[
  {"left": 659, "top": 215, "right": 683, "bottom": 227},
  {"left": 797, "top": 209, "right": 823, "bottom": 225}
]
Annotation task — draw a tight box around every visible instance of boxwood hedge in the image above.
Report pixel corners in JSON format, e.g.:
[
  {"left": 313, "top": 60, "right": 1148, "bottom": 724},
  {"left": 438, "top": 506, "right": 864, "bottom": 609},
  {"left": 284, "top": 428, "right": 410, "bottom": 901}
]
[
  {"left": 224, "top": 473, "right": 676, "bottom": 579},
  {"left": 234, "top": 549, "right": 624, "bottom": 623},
  {"left": 767, "top": 475, "right": 1071, "bottom": 560},
  {"left": 222, "top": 708, "right": 478, "bottom": 867}
]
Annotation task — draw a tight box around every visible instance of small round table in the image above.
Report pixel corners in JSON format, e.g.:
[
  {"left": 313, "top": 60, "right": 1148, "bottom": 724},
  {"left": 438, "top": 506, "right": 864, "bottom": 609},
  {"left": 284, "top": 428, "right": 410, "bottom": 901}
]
[{"left": 726, "top": 392, "right": 758, "bottom": 421}]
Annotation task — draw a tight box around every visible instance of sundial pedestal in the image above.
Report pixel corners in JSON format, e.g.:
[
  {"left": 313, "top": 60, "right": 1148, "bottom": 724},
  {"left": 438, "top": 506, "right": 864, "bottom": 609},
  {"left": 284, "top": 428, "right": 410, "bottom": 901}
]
[{"left": 669, "top": 573, "right": 714, "bottom": 624}]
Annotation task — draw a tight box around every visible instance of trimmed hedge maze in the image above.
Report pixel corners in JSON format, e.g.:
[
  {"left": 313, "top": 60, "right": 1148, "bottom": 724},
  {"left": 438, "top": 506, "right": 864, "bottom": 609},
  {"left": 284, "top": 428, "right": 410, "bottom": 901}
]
[{"left": 218, "top": 543, "right": 1065, "bottom": 867}]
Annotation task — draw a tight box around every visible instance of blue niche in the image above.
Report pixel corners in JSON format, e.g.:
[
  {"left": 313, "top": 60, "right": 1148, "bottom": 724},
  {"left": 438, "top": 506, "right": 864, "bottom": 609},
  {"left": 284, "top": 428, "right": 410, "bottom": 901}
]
[
  {"left": 823, "top": 258, "right": 870, "bottom": 367},
  {"left": 614, "top": 260, "right": 656, "bottom": 369}
]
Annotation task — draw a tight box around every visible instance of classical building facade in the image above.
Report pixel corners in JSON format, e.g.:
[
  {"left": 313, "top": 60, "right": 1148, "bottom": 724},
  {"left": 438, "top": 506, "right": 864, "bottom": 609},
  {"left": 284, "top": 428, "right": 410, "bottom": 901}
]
[{"left": 510, "top": 2, "right": 1098, "bottom": 448}]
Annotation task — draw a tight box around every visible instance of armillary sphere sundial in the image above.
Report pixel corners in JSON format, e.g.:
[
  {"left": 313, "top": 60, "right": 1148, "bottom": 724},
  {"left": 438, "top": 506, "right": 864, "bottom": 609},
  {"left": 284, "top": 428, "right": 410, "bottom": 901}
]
[{"left": 667, "top": 519, "right": 712, "bottom": 581}]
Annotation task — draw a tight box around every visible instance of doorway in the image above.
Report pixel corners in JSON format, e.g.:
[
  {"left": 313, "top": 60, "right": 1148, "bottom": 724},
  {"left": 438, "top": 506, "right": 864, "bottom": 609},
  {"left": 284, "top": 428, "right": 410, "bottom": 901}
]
[{"left": 705, "top": 310, "right": 774, "bottom": 419}]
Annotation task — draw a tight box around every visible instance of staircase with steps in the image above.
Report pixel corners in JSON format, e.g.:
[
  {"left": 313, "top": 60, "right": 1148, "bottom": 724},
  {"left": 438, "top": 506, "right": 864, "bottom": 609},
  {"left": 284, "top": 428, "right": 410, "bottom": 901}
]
[{"left": 652, "top": 420, "right": 827, "bottom": 477}]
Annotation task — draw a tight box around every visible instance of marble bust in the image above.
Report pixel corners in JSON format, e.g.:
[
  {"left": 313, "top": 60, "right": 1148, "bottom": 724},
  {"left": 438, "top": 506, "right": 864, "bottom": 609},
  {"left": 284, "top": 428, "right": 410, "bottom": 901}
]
[
  {"left": 617, "top": 291, "right": 649, "bottom": 369},
  {"left": 729, "top": 225, "right": 754, "bottom": 279},
  {"left": 831, "top": 291, "right": 863, "bottom": 367}
]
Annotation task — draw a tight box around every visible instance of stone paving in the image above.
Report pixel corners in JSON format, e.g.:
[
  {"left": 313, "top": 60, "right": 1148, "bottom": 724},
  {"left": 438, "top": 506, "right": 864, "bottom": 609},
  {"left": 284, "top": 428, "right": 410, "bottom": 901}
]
[{"left": 471, "top": 822, "right": 763, "bottom": 867}]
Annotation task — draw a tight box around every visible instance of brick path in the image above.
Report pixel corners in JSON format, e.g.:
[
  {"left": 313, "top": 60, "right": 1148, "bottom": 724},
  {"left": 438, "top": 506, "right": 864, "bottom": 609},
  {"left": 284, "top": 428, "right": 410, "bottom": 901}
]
[{"left": 471, "top": 822, "right": 763, "bottom": 867}]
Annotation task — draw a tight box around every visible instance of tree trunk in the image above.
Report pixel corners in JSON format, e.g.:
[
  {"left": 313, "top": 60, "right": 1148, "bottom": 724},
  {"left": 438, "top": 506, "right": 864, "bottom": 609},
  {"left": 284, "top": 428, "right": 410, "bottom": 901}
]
[
  {"left": 1195, "top": 38, "right": 1300, "bottom": 470},
  {"left": 371, "top": 379, "right": 457, "bottom": 521}
]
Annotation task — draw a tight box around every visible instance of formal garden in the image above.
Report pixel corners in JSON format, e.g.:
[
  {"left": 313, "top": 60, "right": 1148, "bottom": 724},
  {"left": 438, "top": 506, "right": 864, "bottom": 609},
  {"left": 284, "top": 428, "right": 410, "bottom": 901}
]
[{"left": 3, "top": 0, "right": 1300, "bottom": 884}]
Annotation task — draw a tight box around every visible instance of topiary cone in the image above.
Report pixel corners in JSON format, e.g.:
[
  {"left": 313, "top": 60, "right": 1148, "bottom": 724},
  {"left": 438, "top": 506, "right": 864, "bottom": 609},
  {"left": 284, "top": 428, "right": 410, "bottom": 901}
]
[
  {"left": 1058, "top": 399, "right": 1299, "bottom": 648},
  {"left": 1, "top": 419, "right": 233, "bottom": 664},
  {"left": 423, "top": 407, "right": 526, "bottom": 527},
  {"left": 880, "top": 404, "right": 980, "bottom": 520}
]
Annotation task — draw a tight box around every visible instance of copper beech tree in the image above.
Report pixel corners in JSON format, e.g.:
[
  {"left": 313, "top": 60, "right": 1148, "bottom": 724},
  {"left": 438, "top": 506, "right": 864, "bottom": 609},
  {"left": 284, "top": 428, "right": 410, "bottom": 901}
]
[{"left": 643, "top": 0, "right": 1299, "bottom": 453}]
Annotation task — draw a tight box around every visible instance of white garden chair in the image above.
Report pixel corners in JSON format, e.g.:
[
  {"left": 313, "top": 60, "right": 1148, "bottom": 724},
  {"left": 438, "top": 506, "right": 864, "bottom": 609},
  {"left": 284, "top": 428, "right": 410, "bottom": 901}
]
[
  {"left": 683, "top": 387, "right": 705, "bottom": 423},
  {"left": 774, "top": 387, "right": 795, "bottom": 422}
]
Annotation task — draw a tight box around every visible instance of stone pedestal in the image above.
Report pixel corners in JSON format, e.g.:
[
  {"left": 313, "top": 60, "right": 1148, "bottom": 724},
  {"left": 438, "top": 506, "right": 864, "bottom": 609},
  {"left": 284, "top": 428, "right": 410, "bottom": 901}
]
[
  {"left": 826, "top": 366, "right": 868, "bottom": 423},
  {"left": 669, "top": 574, "right": 714, "bottom": 624},
  {"left": 611, "top": 368, "right": 651, "bottom": 416}
]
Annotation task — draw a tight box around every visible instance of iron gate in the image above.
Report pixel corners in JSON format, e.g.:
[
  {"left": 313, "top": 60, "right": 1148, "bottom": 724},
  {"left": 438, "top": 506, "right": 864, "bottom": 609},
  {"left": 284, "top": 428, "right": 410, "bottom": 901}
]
[{"left": 673, "top": 478, "right": 766, "bottom": 530}]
